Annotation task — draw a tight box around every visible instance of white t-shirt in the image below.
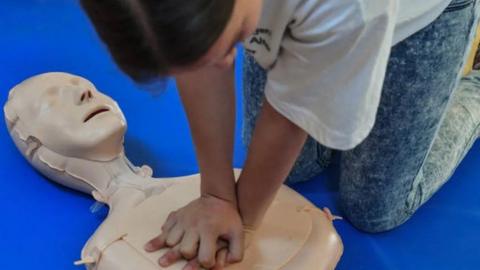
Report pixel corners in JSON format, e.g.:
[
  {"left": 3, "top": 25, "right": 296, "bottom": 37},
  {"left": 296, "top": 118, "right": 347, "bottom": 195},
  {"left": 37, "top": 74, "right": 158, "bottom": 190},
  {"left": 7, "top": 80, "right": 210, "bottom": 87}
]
[{"left": 243, "top": 0, "right": 452, "bottom": 150}]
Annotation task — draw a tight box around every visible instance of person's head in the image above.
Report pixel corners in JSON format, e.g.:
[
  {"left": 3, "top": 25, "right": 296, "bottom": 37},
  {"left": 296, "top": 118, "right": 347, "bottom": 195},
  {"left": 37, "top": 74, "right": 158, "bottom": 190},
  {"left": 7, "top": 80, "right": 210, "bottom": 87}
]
[
  {"left": 4, "top": 72, "right": 126, "bottom": 162},
  {"left": 80, "top": 0, "right": 262, "bottom": 82}
]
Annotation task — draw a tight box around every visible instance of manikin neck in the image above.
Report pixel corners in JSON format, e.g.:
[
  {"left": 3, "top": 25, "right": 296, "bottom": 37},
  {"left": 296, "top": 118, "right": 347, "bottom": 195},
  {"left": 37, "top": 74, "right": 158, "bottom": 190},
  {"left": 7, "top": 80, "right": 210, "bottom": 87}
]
[
  {"left": 31, "top": 144, "right": 177, "bottom": 208},
  {"left": 85, "top": 154, "right": 177, "bottom": 214},
  {"left": 85, "top": 153, "right": 158, "bottom": 202},
  {"left": 35, "top": 145, "right": 159, "bottom": 204}
]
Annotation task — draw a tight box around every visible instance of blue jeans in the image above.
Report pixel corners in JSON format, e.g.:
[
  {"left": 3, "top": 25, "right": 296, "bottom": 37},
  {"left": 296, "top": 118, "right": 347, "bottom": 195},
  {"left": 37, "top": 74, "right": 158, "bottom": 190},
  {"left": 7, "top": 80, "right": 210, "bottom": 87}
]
[{"left": 243, "top": 0, "right": 480, "bottom": 233}]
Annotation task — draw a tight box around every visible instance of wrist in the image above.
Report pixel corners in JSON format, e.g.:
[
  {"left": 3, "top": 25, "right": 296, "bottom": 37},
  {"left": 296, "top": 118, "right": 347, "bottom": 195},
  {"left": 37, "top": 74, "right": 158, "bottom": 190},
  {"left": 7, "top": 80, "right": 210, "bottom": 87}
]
[
  {"left": 200, "top": 191, "right": 237, "bottom": 207},
  {"left": 235, "top": 174, "right": 276, "bottom": 230},
  {"left": 200, "top": 169, "right": 237, "bottom": 206}
]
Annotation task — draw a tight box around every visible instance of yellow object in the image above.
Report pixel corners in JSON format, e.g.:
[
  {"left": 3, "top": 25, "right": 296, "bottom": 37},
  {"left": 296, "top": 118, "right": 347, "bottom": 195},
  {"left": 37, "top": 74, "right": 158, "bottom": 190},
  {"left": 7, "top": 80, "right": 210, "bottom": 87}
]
[{"left": 463, "top": 26, "right": 480, "bottom": 76}]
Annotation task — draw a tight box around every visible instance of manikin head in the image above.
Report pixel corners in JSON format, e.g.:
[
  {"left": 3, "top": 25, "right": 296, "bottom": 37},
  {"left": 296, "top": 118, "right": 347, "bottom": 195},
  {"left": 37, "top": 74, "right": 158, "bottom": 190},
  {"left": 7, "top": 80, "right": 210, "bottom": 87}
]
[{"left": 4, "top": 72, "right": 126, "bottom": 162}]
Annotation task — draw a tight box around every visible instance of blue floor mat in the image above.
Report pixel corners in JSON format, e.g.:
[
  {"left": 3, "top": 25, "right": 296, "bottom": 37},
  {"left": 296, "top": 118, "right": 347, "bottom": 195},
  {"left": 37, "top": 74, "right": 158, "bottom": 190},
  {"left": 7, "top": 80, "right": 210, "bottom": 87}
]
[{"left": 0, "top": 1, "right": 478, "bottom": 269}]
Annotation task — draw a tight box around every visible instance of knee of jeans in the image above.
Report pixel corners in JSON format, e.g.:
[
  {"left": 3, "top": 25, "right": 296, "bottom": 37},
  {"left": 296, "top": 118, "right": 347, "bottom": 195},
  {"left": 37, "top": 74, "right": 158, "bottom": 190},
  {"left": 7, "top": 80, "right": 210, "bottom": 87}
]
[{"left": 339, "top": 188, "right": 412, "bottom": 233}]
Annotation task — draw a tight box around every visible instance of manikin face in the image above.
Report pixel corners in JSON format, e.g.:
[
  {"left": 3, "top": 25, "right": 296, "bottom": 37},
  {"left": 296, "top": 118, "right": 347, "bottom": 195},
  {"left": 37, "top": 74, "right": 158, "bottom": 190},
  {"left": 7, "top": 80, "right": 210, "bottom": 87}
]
[{"left": 5, "top": 72, "right": 126, "bottom": 161}]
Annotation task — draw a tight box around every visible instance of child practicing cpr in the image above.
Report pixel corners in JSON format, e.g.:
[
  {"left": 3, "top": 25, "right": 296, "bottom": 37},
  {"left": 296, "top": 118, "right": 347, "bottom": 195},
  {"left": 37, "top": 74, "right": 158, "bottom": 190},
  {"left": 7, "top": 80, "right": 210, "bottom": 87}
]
[{"left": 81, "top": 0, "right": 480, "bottom": 269}]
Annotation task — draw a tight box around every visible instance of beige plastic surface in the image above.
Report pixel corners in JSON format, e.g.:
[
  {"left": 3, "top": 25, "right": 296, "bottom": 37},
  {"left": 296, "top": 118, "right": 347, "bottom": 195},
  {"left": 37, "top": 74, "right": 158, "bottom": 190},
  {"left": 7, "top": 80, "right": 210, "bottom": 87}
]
[
  {"left": 122, "top": 180, "right": 313, "bottom": 270},
  {"left": 4, "top": 73, "right": 343, "bottom": 270},
  {"left": 4, "top": 72, "right": 126, "bottom": 162}
]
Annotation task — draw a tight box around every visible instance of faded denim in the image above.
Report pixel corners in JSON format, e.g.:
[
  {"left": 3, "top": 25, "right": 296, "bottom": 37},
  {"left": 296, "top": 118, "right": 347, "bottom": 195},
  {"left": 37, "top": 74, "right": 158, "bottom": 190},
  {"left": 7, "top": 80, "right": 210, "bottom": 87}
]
[{"left": 242, "top": 0, "right": 480, "bottom": 233}]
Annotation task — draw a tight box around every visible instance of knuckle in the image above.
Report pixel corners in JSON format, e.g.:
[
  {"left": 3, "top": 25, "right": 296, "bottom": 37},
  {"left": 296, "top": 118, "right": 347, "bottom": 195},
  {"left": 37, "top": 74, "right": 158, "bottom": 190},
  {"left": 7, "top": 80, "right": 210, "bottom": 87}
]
[
  {"left": 179, "top": 247, "right": 195, "bottom": 259},
  {"left": 159, "top": 235, "right": 167, "bottom": 244},
  {"left": 165, "top": 235, "right": 178, "bottom": 246},
  {"left": 165, "top": 239, "right": 176, "bottom": 247},
  {"left": 168, "top": 211, "right": 177, "bottom": 220},
  {"left": 199, "top": 258, "right": 215, "bottom": 269}
]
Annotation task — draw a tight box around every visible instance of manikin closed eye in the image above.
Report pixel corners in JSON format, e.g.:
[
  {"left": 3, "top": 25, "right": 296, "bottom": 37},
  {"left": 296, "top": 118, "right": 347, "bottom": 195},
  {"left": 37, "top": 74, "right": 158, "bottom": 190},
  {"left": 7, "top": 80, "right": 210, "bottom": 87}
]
[{"left": 5, "top": 73, "right": 127, "bottom": 161}]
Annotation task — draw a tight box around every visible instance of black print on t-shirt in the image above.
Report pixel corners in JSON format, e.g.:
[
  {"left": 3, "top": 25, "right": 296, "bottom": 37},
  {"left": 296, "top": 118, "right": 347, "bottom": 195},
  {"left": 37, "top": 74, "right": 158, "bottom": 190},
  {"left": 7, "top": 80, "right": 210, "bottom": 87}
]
[
  {"left": 247, "top": 28, "right": 272, "bottom": 55},
  {"left": 253, "top": 28, "right": 272, "bottom": 36}
]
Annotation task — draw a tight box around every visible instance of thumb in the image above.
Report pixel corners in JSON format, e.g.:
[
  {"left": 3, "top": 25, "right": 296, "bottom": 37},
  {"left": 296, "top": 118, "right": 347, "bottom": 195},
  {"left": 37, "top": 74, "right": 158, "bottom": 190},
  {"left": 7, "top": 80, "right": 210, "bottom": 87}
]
[
  {"left": 213, "top": 248, "right": 229, "bottom": 270},
  {"left": 227, "top": 229, "right": 244, "bottom": 263}
]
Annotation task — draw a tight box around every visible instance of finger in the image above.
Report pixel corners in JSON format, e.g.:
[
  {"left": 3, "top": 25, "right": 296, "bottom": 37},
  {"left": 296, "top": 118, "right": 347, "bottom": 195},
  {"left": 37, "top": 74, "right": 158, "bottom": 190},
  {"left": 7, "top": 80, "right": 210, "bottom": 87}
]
[
  {"left": 145, "top": 214, "right": 178, "bottom": 252},
  {"left": 159, "top": 245, "right": 182, "bottom": 267},
  {"left": 179, "top": 231, "right": 200, "bottom": 260},
  {"left": 198, "top": 233, "right": 217, "bottom": 269},
  {"left": 166, "top": 224, "right": 185, "bottom": 247},
  {"left": 144, "top": 233, "right": 168, "bottom": 252},
  {"left": 213, "top": 248, "right": 228, "bottom": 270},
  {"left": 182, "top": 258, "right": 201, "bottom": 270},
  {"left": 162, "top": 211, "right": 177, "bottom": 232},
  {"left": 227, "top": 229, "right": 245, "bottom": 263},
  {"left": 201, "top": 239, "right": 228, "bottom": 270}
]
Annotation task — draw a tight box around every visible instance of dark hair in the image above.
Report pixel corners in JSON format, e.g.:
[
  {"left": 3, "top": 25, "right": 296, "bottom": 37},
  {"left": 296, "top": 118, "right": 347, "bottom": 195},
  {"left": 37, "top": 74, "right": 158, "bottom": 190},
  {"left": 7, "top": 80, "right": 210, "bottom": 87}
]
[{"left": 81, "top": 0, "right": 235, "bottom": 82}]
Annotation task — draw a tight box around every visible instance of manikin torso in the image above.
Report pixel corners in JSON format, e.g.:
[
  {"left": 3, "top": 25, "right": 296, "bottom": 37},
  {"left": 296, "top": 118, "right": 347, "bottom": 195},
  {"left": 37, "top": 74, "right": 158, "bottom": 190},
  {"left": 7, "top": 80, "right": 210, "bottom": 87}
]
[{"left": 4, "top": 73, "right": 343, "bottom": 270}]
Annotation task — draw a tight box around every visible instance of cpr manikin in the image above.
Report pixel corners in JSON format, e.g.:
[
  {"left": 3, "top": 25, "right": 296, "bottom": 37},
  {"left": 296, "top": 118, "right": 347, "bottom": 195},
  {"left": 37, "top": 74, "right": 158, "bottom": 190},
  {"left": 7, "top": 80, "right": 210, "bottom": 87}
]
[{"left": 4, "top": 73, "right": 343, "bottom": 270}]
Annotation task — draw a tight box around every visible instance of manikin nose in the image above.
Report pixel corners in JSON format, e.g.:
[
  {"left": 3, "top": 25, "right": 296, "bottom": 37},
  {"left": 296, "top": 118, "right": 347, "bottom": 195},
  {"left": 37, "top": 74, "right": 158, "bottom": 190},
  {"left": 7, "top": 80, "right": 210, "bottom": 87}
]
[{"left": 79, "top": 89, "right": 93, "bottom": 104}]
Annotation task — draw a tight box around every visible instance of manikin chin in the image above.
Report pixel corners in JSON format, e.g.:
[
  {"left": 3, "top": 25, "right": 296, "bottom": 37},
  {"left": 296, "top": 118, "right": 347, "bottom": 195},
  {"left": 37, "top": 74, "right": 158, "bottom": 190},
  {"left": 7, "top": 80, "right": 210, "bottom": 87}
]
[{"left": 4, "top": 72, "right": 343, "bottom": 270}]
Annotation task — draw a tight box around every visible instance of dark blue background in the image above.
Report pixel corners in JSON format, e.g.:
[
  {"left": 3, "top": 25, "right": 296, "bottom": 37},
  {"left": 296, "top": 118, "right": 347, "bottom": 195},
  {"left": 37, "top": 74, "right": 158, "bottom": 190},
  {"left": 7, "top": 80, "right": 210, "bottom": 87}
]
[{"left": 0, "top": 1, "right": 479, "bottom": 269}]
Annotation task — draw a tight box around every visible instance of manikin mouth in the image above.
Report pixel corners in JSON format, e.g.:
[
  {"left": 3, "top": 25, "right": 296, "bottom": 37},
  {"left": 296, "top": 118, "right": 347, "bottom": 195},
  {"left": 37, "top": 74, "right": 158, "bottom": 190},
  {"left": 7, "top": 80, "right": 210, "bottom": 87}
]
[{"left": 84, "top": 107, "right": 110, "bottom": 123}]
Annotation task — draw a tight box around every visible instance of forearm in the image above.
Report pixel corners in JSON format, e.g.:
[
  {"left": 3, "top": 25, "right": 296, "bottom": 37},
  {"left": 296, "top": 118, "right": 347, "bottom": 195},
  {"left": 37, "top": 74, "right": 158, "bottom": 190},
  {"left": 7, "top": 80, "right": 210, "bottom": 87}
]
[
  {"left": 237, "top": 100, "right": 308, "bottom": 228},
  {"left": 176, "top": 65, "right": 237, "bottom": 203}
]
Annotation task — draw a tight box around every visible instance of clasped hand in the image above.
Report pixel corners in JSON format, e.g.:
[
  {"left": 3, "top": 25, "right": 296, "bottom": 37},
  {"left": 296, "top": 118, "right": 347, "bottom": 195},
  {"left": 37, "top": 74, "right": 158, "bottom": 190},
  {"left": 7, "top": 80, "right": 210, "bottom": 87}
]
[{"left": 144, "top": 194, "right": 246, "bottom": 270}]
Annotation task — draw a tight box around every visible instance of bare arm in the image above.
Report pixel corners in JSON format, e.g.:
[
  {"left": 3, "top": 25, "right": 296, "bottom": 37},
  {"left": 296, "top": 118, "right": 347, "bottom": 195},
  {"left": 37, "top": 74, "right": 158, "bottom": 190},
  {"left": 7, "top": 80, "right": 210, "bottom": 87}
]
[
  {"left": 237, "top": 100, "right": 308, "bottom": 229},
  {"left": 175, "top": 64, "right": 237, "bottom": 203},
  {"left": 149, "top": 67, "right": 307, "bottom": 269},
  {"left": 147, "top": 65, "right": 249, "bottom": 269}
]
